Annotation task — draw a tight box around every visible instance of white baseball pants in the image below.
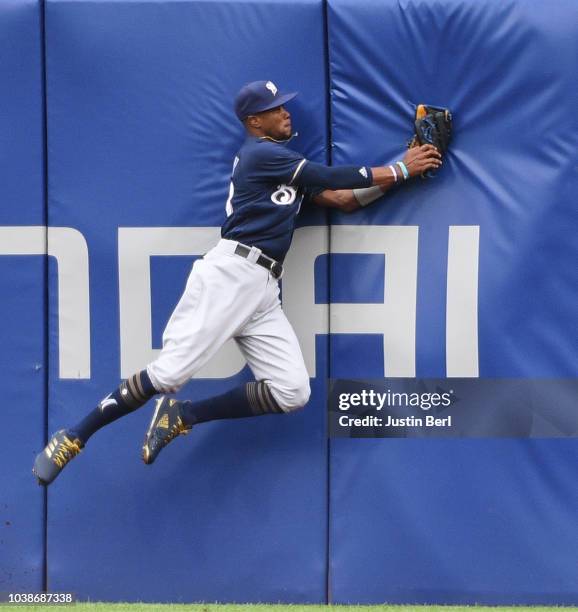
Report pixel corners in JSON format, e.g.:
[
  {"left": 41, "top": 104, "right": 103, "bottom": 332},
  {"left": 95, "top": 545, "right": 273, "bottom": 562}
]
[{"left": 147, "top": 239, "right": 310, "bottom": 412}]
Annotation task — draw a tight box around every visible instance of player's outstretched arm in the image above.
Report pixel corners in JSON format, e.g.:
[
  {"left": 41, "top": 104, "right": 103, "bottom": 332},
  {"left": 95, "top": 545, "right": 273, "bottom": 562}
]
[
  {"left": 311, "top": 144, "right": 442, "bottom": 212},
  {"left": 312, "top": 188, "right": 361, "bottom": 212}
]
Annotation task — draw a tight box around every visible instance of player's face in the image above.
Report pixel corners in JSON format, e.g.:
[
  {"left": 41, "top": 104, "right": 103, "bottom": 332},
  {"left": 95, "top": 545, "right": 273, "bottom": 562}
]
[{"left": 256, "top": 105, "right": 292, "bottom": 140}]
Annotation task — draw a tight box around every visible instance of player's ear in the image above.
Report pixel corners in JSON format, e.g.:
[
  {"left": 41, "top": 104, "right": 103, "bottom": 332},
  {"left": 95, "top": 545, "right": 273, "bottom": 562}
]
[{"left": 246, "top": 115, "right": 261, "bottom": 129}]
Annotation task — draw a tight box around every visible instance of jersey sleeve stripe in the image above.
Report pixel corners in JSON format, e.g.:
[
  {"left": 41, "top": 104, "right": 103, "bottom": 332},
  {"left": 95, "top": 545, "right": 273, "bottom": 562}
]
[{"left": 289, "top": 158, "right": 307, "bottom": 185}]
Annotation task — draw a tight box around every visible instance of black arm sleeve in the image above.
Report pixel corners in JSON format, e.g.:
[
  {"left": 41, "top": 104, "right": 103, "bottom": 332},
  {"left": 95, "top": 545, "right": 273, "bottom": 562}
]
[{"left": 292, "top": 160, "right": 373, "bottom": 189}]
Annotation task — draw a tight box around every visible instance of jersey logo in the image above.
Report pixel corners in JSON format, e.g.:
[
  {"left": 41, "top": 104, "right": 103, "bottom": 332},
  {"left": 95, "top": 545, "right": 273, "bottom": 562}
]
[
  {"left": 271, "top": 184, "right": 297, "bottom": 205},
  {"left": 266, "top": 81, "right": 278, "bottom": 96},
  {"left": 359, "top": 167, "right": 368, "bottom": 179}
]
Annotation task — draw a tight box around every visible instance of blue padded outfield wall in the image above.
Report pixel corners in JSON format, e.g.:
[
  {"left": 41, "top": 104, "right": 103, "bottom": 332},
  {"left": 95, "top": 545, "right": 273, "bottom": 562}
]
[
  {"left": 1, "top": 0, "right": 577, "bottom": 605},
  {"left": 0, "top": 0, "right": 45, "bottom": 593}
]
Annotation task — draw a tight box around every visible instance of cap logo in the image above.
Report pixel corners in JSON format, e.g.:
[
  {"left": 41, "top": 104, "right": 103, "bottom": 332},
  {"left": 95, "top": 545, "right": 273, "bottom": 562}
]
[{"left": 266, "top": 81, "right": 278, "bottom": 96}]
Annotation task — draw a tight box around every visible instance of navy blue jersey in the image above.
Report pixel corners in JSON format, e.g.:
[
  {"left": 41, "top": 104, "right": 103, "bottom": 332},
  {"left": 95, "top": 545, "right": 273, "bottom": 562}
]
[{"left": 221, "top": 136, "right": 320, "bottom": 262}]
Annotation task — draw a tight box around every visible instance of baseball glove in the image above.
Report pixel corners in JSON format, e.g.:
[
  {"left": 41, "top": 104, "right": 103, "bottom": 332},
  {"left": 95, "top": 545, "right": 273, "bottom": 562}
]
[{"left": 408, "top": 104, "right": 452, "bottom": 153}]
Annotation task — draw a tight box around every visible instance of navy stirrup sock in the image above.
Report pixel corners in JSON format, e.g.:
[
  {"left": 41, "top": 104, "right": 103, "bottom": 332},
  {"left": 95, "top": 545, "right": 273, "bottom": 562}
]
[
  {"left": 181, "top": 381, "right": 283, "bottom": 426},
  {"left": 72, "top": 370, "right": 157, "bottom": 443}
]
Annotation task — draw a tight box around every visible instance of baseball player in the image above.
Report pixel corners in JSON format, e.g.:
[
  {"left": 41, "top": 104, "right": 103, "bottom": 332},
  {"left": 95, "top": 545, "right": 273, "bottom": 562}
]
[{"left": 33, "top": 80, "right": 441, "bottom": 485}]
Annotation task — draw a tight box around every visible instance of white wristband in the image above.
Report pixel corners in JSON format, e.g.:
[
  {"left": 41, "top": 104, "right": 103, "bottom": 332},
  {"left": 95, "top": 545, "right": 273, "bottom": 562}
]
[
  {"left": 396, "top": 161, "right": 410, "bottom": 180},
  {"left": 388, "top": 164, "right": 398, "bottom": 183},
  {"left": 353, "top": 185, "right": 384, "bottom": 207}
]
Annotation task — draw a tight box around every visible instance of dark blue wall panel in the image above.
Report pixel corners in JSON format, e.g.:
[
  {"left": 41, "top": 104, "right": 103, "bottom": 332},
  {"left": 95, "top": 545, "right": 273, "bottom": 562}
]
[
  {"left": 327, "top": 0, "right": 578, "bottom": 605},
  {"left": 45, "top": 0, "right": 328, "bottom": 602},
  {"left": 0, "top": 0, "right": 45, "bottom": 592},
  {"left": 331, "top": 439, "right": 578, "bottom": 605}
]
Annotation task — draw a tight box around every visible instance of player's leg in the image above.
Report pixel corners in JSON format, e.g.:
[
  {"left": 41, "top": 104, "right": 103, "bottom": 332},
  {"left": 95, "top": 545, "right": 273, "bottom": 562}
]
[
  {"left": 72, "top": 370, "right": 158, "bottom": 442},
  {"left": 233, "top": 294, "right": 311, "bottom": 414},
  {"left": 32, "top": 368, "right": 160, "bottom": 486},
  {"left": 142, "top": 278, "right": 287, "bottom": 464},
  {"left": 141, "top": 377, "right": 286, "bottom": 464},
  {"left": 33, "top": 250, "right": 264, "bottom": 483},
  {"left": 193, "top": 275, "right": 310, "bottom": 419},
  {"left": 142, "top": 278, "right": 310, "bottom": 464},
  {"left": 183, "top": 300, "right": 311, "bottom": 422}
]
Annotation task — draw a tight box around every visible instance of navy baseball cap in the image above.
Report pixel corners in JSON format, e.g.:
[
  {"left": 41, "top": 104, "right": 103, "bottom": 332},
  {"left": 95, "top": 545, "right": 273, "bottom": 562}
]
[{"left": 234, "top": 80, "right": 298, "bottom": 121}]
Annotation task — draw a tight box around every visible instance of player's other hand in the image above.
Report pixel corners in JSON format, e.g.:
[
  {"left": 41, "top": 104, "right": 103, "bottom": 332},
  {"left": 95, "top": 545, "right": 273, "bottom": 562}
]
[{"left": 402, "top": 144, "right": 442, "bottom": 177}]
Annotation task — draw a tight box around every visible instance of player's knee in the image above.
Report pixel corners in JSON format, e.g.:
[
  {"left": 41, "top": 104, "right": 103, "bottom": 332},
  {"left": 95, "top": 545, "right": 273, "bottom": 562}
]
[
  {"left": 271, "top": 375, "right": 311, "bottom": 413},
  {"left": 289, "top": 380, "right": 311, "bottom": 412}
]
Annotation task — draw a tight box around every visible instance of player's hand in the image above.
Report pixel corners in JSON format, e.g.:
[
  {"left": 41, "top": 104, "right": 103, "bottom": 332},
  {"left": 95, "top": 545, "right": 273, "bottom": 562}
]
[{"left": 402, "top": 144, "right": 442, "bottom": 177}]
